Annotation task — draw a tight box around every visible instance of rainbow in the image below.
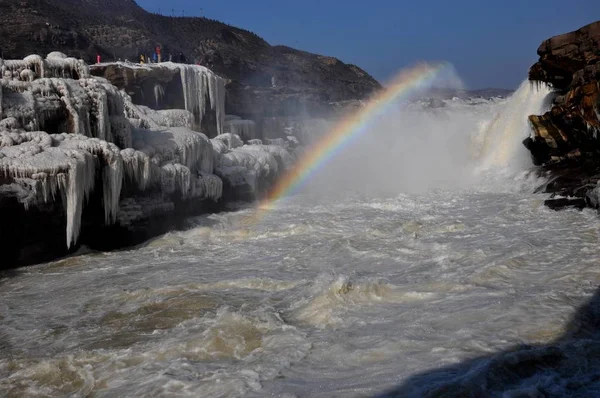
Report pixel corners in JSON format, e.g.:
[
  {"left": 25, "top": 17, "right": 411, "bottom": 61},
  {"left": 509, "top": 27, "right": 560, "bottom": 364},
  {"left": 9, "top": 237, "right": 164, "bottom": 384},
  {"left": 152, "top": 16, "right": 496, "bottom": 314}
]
[{"left": 250, "top": 62, "right": 450, "bottom": 220}]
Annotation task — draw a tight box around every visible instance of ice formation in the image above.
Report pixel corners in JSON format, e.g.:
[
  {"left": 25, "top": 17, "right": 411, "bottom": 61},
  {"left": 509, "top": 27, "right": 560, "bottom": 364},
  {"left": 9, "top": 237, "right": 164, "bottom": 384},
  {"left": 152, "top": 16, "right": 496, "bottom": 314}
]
[
  {"left": 2, "top": 53, "right": 89, "bottom": 81},
  {"left": 179, "top": 63, "right": 226, "bottom": 134},
  {"left": 213, "top": 133, "right": 244, "bottom": 150},
  {"left": 0, "top": 76, "right": 131, "bottom": 147},
  {"left": 0, "top": 132, "right": 111, "bottom": 247},
  {"left": 89, "top": 61, "right": 226, "bottom": 135},
  {"left": 1, "top": 54, "right": 296, "bottom": 250},
  {"left": 224, "top": 118, "right": 257, "bottom": 141},
  {"left": 211, "top": 136, "right": 297, "bottom": 196},
  {"left": 113, "top": 62, "right": 226, "bottom": 134},
  {"left": 134, "top": 106, "right": 194, "bottom": 129}
]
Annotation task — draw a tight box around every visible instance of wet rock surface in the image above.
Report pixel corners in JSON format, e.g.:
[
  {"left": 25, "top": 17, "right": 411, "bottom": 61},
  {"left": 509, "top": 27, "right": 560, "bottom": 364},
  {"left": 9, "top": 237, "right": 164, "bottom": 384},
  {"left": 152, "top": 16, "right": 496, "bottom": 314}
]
[{"left": 526, "top": 21, "right": 600, "bottom": 210}]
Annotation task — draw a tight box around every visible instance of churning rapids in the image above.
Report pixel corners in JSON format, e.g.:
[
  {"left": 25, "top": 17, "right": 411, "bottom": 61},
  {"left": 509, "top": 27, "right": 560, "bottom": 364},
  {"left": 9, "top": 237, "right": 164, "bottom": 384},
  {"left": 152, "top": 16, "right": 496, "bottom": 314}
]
[{"left": 3, "top": 81, "right": 600, "bottom": 397}]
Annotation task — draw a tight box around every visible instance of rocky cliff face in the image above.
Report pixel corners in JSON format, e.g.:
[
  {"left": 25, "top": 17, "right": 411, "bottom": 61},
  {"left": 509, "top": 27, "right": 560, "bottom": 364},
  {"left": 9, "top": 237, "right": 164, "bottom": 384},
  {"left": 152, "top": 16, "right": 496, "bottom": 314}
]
[
  {"left": 525, "top": 21, "right": 600, "bottom": 210},
  {"left": 526, "top": 21, "right": 600, "bottom": 166}
]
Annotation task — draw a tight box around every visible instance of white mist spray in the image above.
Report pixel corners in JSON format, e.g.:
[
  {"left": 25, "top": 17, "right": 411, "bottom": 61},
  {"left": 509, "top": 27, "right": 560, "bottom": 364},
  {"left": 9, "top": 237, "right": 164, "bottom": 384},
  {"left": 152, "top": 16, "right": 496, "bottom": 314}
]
[
  {"left": 300, "top": 76, "right": 552, "bottom": 199},
  {"left": 472, "top": 81, "right": 552, "bottom": 172}
]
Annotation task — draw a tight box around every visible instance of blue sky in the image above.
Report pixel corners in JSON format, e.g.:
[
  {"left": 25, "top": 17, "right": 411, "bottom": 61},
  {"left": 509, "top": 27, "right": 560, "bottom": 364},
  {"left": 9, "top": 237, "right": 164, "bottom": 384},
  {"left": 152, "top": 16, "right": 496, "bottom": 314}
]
[{"left": 136, "top": 0, "right": 599, "bottom": 89}]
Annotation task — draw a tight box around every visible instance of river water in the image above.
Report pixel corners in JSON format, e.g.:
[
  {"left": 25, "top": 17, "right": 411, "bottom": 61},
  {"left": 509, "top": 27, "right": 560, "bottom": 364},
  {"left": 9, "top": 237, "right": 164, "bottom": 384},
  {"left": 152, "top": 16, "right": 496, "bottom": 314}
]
[{"left": 3, "top": 83, "right": 600, "bottom": 397}]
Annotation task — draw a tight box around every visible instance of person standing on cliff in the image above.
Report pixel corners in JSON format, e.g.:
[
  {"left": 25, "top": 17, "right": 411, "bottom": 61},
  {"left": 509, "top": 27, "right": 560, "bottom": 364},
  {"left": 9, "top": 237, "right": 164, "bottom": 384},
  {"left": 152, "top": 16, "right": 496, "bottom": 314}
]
[
  {"left": 96, "top": 54, "right": 101, "bottom": 64},
  {"left": 140, "top": 54, "right": 145, "bottom": 64},
  {"left": 156, "top": 46, "right": 162, "bottom": 63}
]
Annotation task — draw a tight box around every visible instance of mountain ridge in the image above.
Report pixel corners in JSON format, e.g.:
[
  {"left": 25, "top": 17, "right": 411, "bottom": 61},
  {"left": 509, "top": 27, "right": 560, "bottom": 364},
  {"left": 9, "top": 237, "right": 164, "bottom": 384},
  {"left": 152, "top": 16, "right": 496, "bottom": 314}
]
[{"left": 0, "top": 0, "right": 381, "bottom": 101}]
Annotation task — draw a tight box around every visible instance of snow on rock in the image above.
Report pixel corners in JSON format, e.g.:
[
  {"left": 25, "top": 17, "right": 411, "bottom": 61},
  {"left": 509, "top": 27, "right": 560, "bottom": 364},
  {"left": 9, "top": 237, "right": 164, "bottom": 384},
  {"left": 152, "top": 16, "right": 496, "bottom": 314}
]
[
  {"left": 224, "top": 119, "right": 257, "bottom": 141},
  {"left": 132, "top": 127, "right": 214, "bottom": 174},
  {"left": 213, "top": 133, "right": 243, "bottom": 150},
  {"left": 1, "top": 54, "right": 89, "bottom": 80},
  {"left": 247, "top": 139, "right": 263, "bottom": 146},
  {"left": 212, "top": 143, "right": 296, "bottom": 197},
  {"left": 262, "top": 145, "right": 296, "bottom": 169},
  {"left": 134, "top": 106, "right": 194, "bottom": 129},
  {"left": 287, "top": 136, "right": 300, "bottom": 146},
  {"left": 47, "top": 52, "right": 68, "bottom": 60}
]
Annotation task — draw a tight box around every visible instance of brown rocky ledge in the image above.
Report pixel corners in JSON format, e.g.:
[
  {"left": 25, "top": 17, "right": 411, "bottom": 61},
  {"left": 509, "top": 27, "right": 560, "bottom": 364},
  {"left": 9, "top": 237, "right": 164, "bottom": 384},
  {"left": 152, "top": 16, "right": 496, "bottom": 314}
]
[{"left": 524, "top": 20, "right": 600, "bottom": 210}]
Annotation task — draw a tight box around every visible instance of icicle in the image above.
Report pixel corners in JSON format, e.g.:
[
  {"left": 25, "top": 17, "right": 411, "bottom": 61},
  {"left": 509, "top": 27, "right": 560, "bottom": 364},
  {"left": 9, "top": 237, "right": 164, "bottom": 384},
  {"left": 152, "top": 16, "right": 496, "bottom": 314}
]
[
  {"left": 121, "top": 148, "right": 152, "bottom": 190},
  {"left": 154, "top": 83, "right": 165, "bottom": 108},
  {"left": 61, "top": 149, "right": 95, "bottom": 247},
  {"left": 58, "top": 137, "right": 123, "bottom": 225},
  {"left": 160, "top": 163, "right": 192, "bottom": 197},
  {"left": 195, "top": 173, "right": 222, "bottom": 200},
  {"left": 176, "top": 64, "right": 225, "bottom": 133},
  {"left": 224, "top": 119, "right": 257, "bottom": 141},
  {"left": 51, "top": 79, "right": 83, "bottom": 135}
]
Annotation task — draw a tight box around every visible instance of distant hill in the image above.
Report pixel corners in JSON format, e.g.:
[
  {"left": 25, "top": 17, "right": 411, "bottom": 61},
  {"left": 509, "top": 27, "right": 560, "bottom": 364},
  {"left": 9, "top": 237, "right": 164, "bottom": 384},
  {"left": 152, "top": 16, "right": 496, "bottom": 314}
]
[{"left": 0, "top": 0, "right": 381, "bottom": 101}]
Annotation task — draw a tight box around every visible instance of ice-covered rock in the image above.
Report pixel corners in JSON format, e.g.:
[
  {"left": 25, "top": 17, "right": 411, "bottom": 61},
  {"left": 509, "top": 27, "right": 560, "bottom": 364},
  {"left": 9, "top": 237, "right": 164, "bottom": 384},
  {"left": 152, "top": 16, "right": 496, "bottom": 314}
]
[
  {"left": 213, "top": 143, "right": 296, "bottom": 199},
  {"left": 213, "top": 133, "right": 243, "bottom": 150},
  {"left": 0, "top": 54, "right": 296, "bottom": 260},
  {"left": 224, "top": 119, "right": 257, "bottom": 141},
  {"left": 135, "top": 106, "right": 194, "bottom": 129},
  {"left": 91, "top": 62, "right": 226, "bottom": 136},
  {"left": 287, "top": 135, "right": 300, "bottom": 146},
  {"left": 0, "top": 132, "right": 110, "bottom": 247},
  {"left": 1, "top": 53, "right": 89, "bottom": 80},
  {"left": 132, "top": 127, "right": 214, "bottom": 174},
  {"left": 0, "top": 74, "right": 131, "bottom": 147}
]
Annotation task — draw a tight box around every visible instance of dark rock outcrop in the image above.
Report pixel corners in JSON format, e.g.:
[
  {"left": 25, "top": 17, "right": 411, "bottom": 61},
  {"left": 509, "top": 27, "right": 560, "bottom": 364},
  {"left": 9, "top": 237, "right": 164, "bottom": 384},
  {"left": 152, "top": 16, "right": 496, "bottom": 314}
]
[
  {"left": 527, "top": 21, "right": 600, "bottom": 166},
  {"left": 525, "top": 21, "right": 600, "bottom": 210}
]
